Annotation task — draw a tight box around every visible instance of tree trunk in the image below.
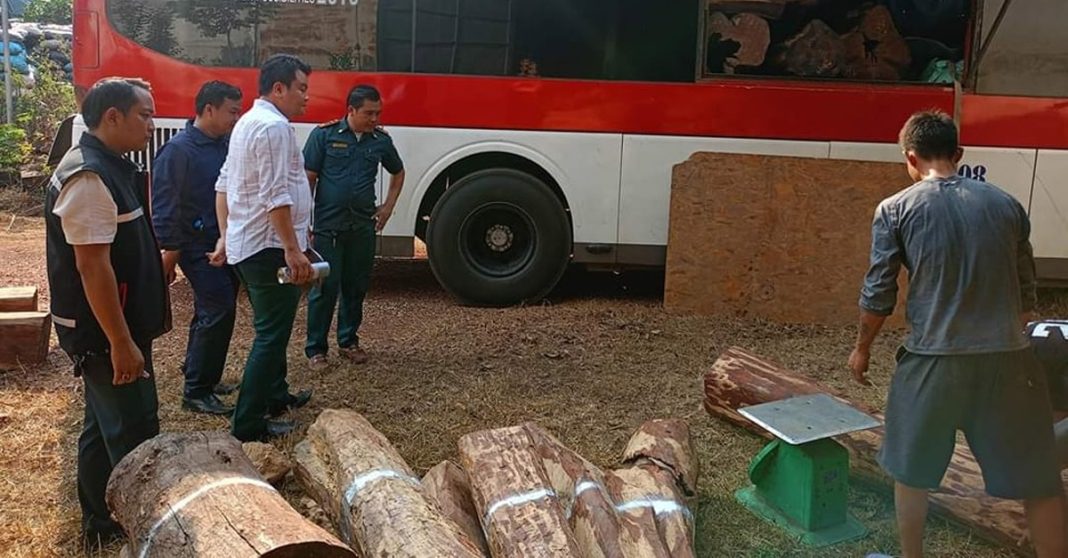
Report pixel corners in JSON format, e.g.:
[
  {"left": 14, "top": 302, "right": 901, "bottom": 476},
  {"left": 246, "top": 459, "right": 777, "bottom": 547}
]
[
  {"left": 704, "top": 346, "right": 1050, "bottom": 555},
  {"left": 423, "top": 461, "right": 490, "bottom": 557},
  {"left": 458, "top": 425, "right": 584, "bottom": 557},
  {"left": 293, "top": 409, "right": 484, "bottom": 558},
  {"left": 604, "top": 464, "right": 695, "bottom": 558},
  {"left": 105, "top": 432, "right": 354, "bottom": 558},
  {"left": 621, "top": 419, "right": 698, "bottom": 499}
]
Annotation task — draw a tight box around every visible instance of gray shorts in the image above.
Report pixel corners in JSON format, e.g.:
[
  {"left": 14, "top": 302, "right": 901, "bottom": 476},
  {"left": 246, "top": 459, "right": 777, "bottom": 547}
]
[{"left": 878, "top": 347, "right": 1062, "bottom": 499}]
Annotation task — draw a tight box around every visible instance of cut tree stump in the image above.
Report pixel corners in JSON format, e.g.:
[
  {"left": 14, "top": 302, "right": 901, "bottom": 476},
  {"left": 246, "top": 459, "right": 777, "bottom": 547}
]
[
  {"left": 0, "top": 286, "right": 37, "bottom": 312},
  {"left": 707, "top": 0, "right": 787, "bottom": 19},
  {"left": 704, "top": 346, "right": 1054, "bottom": 555},
  {"left": 105, "top": 432, "right": 354, "bottom": 558},
  {"left": 706, "top": 12, "right": 771, "bottom": 74},
  {"left": 293, "top": 409, "right": 483, "bottom": 558},
  {"left": 423, "top": 461, "right": 490, "bottom": 557},
  {"left": 458, "top": 425, "right": 584, "bottom": 557},
  {"left": 0, "top": 311, "right": 50, "bottom": 369},
  {"left": 842, "top": 5, "right": 911, "bottom": 81},
  {"left": 776, "top": 19, "right": 845, "bottom": 77}
]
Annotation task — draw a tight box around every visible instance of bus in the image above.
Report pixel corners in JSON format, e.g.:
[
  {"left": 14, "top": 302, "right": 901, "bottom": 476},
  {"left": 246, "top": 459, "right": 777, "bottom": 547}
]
[{"left": 69, "top": 0, "right": 1068, "bottom": 306}]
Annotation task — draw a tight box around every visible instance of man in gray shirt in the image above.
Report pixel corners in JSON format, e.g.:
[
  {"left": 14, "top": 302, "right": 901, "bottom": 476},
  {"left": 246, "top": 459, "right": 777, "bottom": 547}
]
[{"left": 850, "top": 111, "right": 1065, "bottom": 558}]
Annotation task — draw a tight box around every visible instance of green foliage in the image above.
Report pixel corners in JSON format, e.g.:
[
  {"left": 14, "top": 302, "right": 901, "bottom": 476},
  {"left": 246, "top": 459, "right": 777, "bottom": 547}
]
[
  {"left": 16, "top": 57, "right": 76, "bottom": 172},
  {"left": 0, "top": 124, "right": 30, "bottom": 172},
  {"left": 23, "top": 0, "right": 72, "bottom": 25}
]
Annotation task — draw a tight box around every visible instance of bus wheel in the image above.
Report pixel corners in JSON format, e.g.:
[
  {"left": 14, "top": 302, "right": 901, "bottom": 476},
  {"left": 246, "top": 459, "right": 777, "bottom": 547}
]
[{"left": 426, "top": 168, "right": 571, "bottom": 306}]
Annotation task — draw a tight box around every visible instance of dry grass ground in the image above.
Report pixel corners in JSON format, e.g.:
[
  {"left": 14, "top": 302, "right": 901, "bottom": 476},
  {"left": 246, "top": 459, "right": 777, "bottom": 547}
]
[{"left": 2, "top": 213, "right": 1062, "bottom": 557}]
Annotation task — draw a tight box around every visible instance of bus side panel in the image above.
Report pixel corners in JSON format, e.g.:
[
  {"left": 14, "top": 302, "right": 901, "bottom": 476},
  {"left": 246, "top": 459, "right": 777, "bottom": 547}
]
[
  {"left": 1031, "top": 150, "right": 1068, "bottom": 269},
  {"left": 384, "top": 127, "right": 623, "bottom": 245},
  {"left": 617, "top": 135, "right": 829, "bottom": 249}
]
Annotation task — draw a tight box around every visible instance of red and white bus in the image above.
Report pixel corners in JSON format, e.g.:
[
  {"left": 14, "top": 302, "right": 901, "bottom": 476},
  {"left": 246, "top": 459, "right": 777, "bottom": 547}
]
[{"left": 69, "top": 0, "right": 1068, "bottom": 305}]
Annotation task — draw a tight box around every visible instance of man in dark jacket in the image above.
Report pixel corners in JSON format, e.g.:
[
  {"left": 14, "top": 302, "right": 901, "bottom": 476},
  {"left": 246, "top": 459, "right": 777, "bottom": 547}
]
[
  {"left": 151, "top": 80, "right": 243, "bottom": 415},
  {"left": 45, "top": 77, "right": 168, "bottom": 548}
]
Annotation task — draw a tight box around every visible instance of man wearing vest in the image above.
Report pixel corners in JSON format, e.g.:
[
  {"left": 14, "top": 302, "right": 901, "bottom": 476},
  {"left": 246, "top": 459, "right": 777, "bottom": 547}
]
[
  {"left": 151, "top": 81, "right": 243, "bottom": 416},
  {"left": 303, "top": 85, "right": 405, "bottom": 369},
  {"left": 45, "top": 78, "right": 169, "bottom": 548},
  {"left": 214, "top": 54, "right": 315, "bottom": 442}
]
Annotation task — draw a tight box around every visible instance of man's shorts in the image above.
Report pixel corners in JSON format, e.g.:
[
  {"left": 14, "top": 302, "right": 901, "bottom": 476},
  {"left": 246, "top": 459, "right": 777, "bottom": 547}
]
[{"left": 878, "top": 347, "right": 1062, "bottom": 499}]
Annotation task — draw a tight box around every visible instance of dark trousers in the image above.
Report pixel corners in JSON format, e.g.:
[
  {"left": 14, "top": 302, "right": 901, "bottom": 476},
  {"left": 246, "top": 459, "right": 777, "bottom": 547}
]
[
  {"left": 76, "top": 341, "right": 159, "bottom": 535},
  {"left": 179, "top": 248, "right": 237, "bottom": 398},
  {"left": 231, "top": 248, "right": 300, "bottom": 441},
  {"left": 305, "top": 225, "right": 375, "bottom": 358}
]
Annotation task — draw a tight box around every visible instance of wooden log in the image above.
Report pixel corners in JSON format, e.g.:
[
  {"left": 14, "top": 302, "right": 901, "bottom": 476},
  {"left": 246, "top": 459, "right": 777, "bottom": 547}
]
[
  {"left": 604, "top": 464, "right": 695, "bottom": 558},
  {"left": 776, "top": 19, "right": 845, "bottom": 77},
  {"left": 242, "top": 441, "right": 293, "bottom": 485},
  {"left": 842, "top": 5, "right": 911, "bottom": 81},
  {"left": 458, "top": 425, "right": 583, "bottom": 557},
  {"left": 707, "top": 0, "right": 786, "bottom": 20},
  {"left": 294, "top": 409, "right": 483, "bottom": 558},
  {"left": 423, "top": 461, "right": 490, "bottom": 557},
  {"left": 0, "top": 311, "right": 50, "bottom": 369},
  {"left": 526, "top": 424, "right": 663, "bottom": 558},
  {"left": 706, "top": 12, "right": 771, "bottom": 74},
  {"left": 704, "top": 346, "right": 1049, "bottom": 554},
  {"left": 0, "top": 286, "right": 37, "bottom": 312},
  {"left": 621, "top": 419, "right": 698, "bottom": 499},
  {"left": 105, "top": 431, "right": 355, "bottom": 558}
]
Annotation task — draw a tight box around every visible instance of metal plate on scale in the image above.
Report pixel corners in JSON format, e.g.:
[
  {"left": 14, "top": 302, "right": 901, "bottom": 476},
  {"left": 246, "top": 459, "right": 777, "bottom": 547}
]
[{"left": 738, "top": 393, "right": 881, "bottom": 445}]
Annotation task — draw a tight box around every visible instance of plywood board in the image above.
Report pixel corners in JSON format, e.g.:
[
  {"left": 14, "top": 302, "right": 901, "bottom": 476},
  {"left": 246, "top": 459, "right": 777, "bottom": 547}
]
[{"left": 665, "top": 152, "right": 911, "bottom": 326}]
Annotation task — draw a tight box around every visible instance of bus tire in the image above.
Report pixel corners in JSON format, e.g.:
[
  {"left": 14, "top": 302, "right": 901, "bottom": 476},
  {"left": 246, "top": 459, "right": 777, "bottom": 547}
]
[{"left": 426, "top": 168, "right": 571, "bottom": 306}]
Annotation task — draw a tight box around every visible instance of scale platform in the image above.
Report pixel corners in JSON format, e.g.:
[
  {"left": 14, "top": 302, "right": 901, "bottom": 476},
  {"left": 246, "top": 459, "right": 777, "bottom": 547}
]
[
  {"left": 735, "top": 393, "right": 881, "bottom": 547},
  {"left": 738, "top": 393, "right": 881, "bottom": 445}
]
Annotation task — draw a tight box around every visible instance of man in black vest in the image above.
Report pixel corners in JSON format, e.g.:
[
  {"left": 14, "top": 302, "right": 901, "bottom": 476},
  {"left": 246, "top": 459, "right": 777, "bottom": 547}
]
[{"left": 45, "top": 77, "right": 169, "bottom": 548}]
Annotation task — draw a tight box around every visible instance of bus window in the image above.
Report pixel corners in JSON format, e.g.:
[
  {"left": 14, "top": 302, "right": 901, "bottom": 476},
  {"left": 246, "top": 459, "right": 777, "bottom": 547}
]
[{"left": 973, "top": 0, "right": 1068, "bottom": 98}]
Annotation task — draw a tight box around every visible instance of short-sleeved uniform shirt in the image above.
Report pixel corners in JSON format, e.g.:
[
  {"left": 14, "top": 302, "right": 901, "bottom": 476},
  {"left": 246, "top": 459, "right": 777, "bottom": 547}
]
[{"left": 303, "top": 119, "right": 403, "bottom": 233}]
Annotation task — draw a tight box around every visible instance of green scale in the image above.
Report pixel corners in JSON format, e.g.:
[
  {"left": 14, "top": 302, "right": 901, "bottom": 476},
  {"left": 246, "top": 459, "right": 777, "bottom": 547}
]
[{"left": 735, "top": 393, "right": 881, "bottom": 547}]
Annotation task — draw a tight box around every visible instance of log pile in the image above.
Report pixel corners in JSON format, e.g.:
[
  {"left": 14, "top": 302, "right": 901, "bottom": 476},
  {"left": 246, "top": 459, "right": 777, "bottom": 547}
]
[
  {"left": 705, "top": 2, "right": 913, "bottom": 81},
  {"left": 105, "top": 432, "right": 355, "bottom": 558},
  {"left": 703, "top": 346, "right": 1061, "bottom": 554},
  {"left": 0, "top": 285, "right": 50, "bottom": 369},
  {"left": 294, "top": 410, "right": 700, "bottom": 558}
]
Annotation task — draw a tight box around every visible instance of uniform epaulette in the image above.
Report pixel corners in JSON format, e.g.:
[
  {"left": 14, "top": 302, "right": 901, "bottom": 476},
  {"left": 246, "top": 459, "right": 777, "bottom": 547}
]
[
  {"left": 374, "top": 126, "right": 390, "bottom": 136},
  {"left": 318, "top": 119, "right": 342, "bottom": 129}
]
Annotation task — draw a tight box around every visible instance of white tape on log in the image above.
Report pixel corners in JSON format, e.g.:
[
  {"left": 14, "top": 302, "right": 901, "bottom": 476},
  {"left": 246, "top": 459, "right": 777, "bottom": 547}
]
[
  {"left": 137, "top": 477, "right": 276, "bottom": 558},
  {"left": 483, "top": 488, "right": 556, "bottom": 528},
  {"left": 338, "top": 468, "right": 421, "bottom": 543},
  {"left": 616, "top": 498, "right": 694, "bottom": 523}
]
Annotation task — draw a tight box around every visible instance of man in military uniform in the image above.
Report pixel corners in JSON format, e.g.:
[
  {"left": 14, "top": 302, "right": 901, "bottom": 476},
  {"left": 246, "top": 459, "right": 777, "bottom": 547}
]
[
  {"left": 45, "top": 77, "right": 169, "bottom": 547},
  {"left": 303, "top": 85, "right": 405, "bottom": 369}
]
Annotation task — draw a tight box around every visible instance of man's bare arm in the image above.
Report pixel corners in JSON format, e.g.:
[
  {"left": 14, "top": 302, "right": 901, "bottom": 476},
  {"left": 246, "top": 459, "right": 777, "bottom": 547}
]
[
  {"left": 268, "top": 206, "right": 313, "bottom": 284},
  {"left": 848, "top": 310, "right": 887, "bottom": 386},
  {"left": 73, "top": 244, "right": 145, "bottom": 385}
]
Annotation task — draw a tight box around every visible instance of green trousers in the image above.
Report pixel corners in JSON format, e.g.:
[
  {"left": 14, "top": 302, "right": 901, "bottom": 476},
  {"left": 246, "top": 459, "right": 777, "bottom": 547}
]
[
  {"left": 232, "top": 248, "right": 300, "bottom": 441},
  {"left": 305, "top": 225, "right": 375, "bottom": 358}
]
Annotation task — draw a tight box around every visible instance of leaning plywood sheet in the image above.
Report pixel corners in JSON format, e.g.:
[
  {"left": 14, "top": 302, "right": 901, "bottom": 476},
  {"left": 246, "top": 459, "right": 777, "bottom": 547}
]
[
  {"left": 665, "top": 152, "right": 911, "bottom": 326},
  {"left": 704, "top": 346, "right": 1052, "bottom": 555}
]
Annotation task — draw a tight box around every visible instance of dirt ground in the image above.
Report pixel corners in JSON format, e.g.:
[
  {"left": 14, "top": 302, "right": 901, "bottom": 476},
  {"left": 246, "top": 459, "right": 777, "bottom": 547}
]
[{"left": 1, "top": 213, "right": 1057, "bottom": 558}]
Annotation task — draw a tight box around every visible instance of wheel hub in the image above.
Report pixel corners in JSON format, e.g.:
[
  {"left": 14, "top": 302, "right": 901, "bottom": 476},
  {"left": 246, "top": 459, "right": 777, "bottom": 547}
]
[{"left": 485, "top": 224, "right": 514, "bottom": 252}]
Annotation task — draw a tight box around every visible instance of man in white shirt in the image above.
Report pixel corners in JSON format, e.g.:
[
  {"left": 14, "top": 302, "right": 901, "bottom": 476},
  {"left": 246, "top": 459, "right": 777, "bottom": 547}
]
[{"left": 213, "top": 54, "right": 315, "bottom": 441}]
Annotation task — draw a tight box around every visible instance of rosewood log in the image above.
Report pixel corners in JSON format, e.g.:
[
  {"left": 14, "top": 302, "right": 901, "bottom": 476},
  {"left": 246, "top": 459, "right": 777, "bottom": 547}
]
[
  {"left": 105, "top": 432, "right": 354, "bottom": 558},
  {"left": 293, "top": 409, "right": 483, "bottom": 558},
  {"left": 0, "top": 311, "right": 50, "bottom": 369},
  {"left": 704, "top": 346, "right": 1055, "bottom": 554},
  {"left": 706, "top": 12, "right": 771, "bottom": 73},
  {"left": 423, "top": 461, "right": 490, "bottom": 557}
]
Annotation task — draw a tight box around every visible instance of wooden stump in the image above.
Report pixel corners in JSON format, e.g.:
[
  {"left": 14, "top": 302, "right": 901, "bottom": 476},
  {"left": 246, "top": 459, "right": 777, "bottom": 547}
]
[
  {"left": 0, "top": 286, "right": 37, "bottom": 312},
  {"left": 706, "top": 12, "right": 771, "bottom": 74},
  {"left": 842, "top": 5, "right": 911, "bottom": 81},
  {"left": 704, "top": 346, "right": 1052, "bottom": 554},
  {"left": 423, "top": 461, "right": 490, "bottom": 557},
  {"left": 105, "top": 432, "right": 354, "bottom": 558},
  {"left": 776, "top": 19, "right": 845, "bottom": 77},
  {"left": 458, "top": 425, "right": 583, "bottom": 557},
  {"left": 0, "top": 311, "right": 50, "bottom": 369},
  {"left": 293, "top": 409, "right": 483, "bottom": 558}
]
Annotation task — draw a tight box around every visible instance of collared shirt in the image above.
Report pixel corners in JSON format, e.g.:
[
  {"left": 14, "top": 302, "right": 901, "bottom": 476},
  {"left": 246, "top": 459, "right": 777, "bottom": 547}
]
[
  {"left": 860, "top": 175, "right": 1036, "bottom": 355},
  {"left": 303, "top": 118, "right": 403, "bottom": 232},
  {"left": 215, "top": 99, "right": 312, "bottom": 264},
  {"left": 151, "top": 120, "right": 228, "bottom": 250}
]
